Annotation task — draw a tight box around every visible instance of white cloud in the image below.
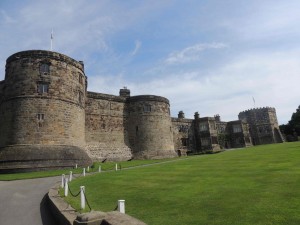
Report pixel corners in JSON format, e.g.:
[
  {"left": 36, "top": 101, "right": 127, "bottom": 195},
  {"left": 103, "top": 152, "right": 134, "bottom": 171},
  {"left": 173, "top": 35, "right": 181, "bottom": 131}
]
[
  {"left": 130, "top": 40, "right": 142, "bottom": 56},
  {"left": 165, "top": 43, "right": 228, "bottom": 64}
]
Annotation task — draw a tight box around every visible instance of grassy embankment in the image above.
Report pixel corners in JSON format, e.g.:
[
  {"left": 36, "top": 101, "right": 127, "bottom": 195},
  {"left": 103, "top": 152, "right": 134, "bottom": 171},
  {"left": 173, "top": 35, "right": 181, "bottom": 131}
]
[
  {"left": 63, "top": 142, "right": 300, "bottom": 225},
  {"left": 0, "top": 157, "right": 180, "bottom": 181}
]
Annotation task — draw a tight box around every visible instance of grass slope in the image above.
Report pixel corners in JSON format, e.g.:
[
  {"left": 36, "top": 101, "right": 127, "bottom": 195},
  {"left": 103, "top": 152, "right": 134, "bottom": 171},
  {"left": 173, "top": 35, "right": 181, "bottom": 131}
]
[
  {"left": 0, "top": 158, "right": 180, "bottom": 181},
  {"left": 64, "top": 142, "right": 300, "bottom": 225}
]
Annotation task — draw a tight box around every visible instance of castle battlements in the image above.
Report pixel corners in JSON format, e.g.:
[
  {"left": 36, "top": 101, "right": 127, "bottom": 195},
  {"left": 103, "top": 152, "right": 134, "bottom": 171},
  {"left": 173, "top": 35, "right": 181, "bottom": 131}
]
[{"left": 239, "top": 107, "right": 276, "bottom": 114}]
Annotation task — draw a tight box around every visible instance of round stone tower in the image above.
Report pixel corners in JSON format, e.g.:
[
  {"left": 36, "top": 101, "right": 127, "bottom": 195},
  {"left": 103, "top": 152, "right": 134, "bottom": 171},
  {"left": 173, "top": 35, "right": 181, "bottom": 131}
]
[
  {"left": 0, "top": 50, "right": 91, "bottom": 172},
  {"left": 127, "top": 95, "right": 177, "bottom": 159}
]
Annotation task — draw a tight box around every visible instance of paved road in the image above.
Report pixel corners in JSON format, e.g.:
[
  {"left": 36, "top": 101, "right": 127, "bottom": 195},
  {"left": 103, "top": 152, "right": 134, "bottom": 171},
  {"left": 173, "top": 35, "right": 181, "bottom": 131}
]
[{"left": 0, "top": 176, "right": 60, "bottom": 225}]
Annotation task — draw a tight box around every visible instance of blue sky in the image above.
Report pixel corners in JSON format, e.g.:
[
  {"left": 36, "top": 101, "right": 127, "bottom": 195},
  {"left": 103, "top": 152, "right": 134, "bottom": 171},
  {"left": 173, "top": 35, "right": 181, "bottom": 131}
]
[{"left": 1, "top": 0, "right": 299, "bottom": 124}]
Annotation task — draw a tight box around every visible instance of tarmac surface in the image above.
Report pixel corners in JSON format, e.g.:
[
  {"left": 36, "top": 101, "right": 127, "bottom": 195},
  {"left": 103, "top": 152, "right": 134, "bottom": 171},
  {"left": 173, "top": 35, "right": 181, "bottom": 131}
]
[{"left": 0, "top": 176, "right": 60, "bottom": 225}]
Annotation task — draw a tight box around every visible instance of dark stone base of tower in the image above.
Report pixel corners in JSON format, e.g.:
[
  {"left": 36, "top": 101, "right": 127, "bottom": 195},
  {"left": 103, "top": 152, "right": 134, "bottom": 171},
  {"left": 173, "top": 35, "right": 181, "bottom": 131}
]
[{"left": 0, "top": 145, "right": 92, "bottom": 173}]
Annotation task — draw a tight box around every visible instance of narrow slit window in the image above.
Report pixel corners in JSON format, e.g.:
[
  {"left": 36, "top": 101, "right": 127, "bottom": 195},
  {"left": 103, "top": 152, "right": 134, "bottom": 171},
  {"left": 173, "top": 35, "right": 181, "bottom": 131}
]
[
  {"left": 79, "top": 73, "right": 83, "bottom": 84},
  {"left": 78, "top": 91, "right": 83, "bottom": 105}
]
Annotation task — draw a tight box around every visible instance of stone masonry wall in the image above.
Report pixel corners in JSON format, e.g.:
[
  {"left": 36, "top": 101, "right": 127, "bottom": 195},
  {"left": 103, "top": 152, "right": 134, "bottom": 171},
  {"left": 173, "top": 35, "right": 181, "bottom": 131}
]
[
  {"left": 1, "top": 50, "right": 86, "bottom": 147},
  {"left": 238, "top": 107, "right": 284, "bottom": 145},
  {"left": 171, "top": 118, "right": 195, "bottom": 155},
  {"left": 0, "top": 50, "right": 91, "bottom": 171},
  {"left": 127, "top": 96, "right": 177, "bottom": 159},
  {"left": 85, "top": 92, "right": 132, "bottom": 161}
]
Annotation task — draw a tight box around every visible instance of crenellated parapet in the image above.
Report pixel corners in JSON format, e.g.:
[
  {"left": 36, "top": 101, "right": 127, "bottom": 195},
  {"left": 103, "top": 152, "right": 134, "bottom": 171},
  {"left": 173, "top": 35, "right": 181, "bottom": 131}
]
[{"left": 239, "top": 107, "right": 276, "bottom": 114}]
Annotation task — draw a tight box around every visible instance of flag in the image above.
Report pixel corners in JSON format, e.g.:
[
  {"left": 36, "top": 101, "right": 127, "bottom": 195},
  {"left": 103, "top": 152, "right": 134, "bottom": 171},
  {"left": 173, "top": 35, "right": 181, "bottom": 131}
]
[
  {"left": 51, "top": 29, "right": 54, "bottom": 39},
  {"left": 252, "top": 96, "right": 255, "bottom": 106}
]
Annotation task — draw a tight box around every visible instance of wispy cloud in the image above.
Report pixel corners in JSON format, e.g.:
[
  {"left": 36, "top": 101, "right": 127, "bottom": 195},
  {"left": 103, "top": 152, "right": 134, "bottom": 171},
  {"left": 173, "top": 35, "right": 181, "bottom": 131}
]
[
  {"left": 165, "top": 43, "right": 228, "bottom": 64},
  {"left": 130, "top": 40, "right": 142, "bottom": 56}
]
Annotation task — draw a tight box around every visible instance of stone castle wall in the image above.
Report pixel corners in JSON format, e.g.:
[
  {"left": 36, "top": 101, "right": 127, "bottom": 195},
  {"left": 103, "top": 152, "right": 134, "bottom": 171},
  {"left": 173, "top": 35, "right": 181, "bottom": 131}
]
[
  {"left": 85, "top": 92, "right": 132, "bottom": 161},
  {"left": 238, "top": 107, "right": 284, "bottom": 145},
  {"left": 171, "top": 118, "right": 195, "bottom": 155},
  {"left": 226, "top": 121, "right": 252, "bottom": 148},
  {"left": 0, "top": 50, "right": 91, "bottom": 172},
  {"left": 0, "top": 50, "right": 285, "bottom": 172},
  {"left": 127, "top": 95, "right": 177, "bottom": 159}
]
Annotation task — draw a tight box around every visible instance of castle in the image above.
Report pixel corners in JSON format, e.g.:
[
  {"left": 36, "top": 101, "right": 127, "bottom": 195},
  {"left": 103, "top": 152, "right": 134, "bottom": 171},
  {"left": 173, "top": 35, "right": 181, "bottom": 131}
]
[{"left": 0, "top": 50, "right": 284, "bottom": 172}]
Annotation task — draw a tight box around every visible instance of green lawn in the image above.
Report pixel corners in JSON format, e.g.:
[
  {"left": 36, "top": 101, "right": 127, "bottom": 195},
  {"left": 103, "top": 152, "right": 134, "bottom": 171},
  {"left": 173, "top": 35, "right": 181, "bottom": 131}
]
[
  {"left": 0, "top": 157, "right": 181, "bottom": 181},
  {"left": 63, "top": 142, "right": 300, "bottom": 225}
]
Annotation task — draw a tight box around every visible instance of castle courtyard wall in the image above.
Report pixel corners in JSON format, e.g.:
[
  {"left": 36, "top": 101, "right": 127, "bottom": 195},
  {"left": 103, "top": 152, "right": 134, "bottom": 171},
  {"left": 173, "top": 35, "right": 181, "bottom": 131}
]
[{"left": 85, "top": 92, "right": 132, "bottom": 161}]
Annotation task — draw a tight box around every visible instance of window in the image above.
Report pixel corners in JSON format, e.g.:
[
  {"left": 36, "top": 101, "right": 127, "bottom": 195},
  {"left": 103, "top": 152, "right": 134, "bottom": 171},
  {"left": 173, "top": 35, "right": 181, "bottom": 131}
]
[
  {"left": 199, "top": 123, "right": 208, "bottom": 131},
  {"left": 37, "top": 83, "right": 49, "bottom": 94},
  {"left": 78, "top": 91, "right": 83, "bottom": 105},
  {"left": 178, "top": 125, "right": 189, "bottom": 132},
  {"left": 37, "top": 113, "right": 45, "bottom": 128},
  {"left": 37, "top": 113, "right": 44, "bottom": 120},
  {"left": 40, "top": 64, "right": 50, "bottom": 74},
  {"left": 143, "top": 105, "right": 151, "bottom": 112},
  {"left": 79, "top": 73, "right": 83, "bottom": 84},
  {"left": 233, "top": 124, "right": 242, "bottom": 133}
]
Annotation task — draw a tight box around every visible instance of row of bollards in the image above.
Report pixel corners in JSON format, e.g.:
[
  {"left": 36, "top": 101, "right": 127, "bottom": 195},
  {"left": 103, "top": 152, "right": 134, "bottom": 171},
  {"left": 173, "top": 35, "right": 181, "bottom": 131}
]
[
  {"left": 62, "top": 163, "right": 118, "bottom": 188},
  {"left": 61, "top": 163, "right": 124, "bottom": 212}
]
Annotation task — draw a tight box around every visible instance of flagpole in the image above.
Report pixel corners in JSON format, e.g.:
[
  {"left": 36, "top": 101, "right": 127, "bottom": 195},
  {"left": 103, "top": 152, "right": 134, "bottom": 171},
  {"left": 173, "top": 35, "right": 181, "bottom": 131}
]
[
  {"left": 50, "top": 29, "right": 53, "bottom": 51},
  {"left": 252, "top": 96, "right": 255, "bottom": 108}
]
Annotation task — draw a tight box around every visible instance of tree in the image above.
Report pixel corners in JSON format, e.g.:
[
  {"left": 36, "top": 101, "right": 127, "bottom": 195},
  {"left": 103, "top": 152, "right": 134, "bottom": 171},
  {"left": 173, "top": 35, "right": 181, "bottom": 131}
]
[
  {"left": 279, "top": 106, "right": 300, "bottom": 141},
  {"left": 288, "top": 105, "right": 300, "bottom": 135}
]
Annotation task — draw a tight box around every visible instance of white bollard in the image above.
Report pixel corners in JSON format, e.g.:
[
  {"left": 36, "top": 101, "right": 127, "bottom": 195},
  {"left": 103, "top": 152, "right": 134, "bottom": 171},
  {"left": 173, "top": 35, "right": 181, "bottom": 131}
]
[
  {"left": 69, "top": 171, "right": 73, "bottom": 182},
  {"left": 61, "top": 174, "right": 65, "bottom": 188},
  {"left": 75, "top": 164, "right": 78, "bottom": 169},
  {"left": 98, "top": 165, "right": 101, "bottom": 173},
  {"left": 64, "top": 178, "right": 69, "bottom": 197},
  {"left": 83, "top": 168, "right": 86, "bottom": 177},
  {"left": 80, "top": 186, "right": 85, "bottom": 209},
  {"left": 87, "top": 166, "right": 89, "bottom": 172},
  {"left": 118, "top": 200, "right": 125, "bottom": 213},
  {"left": 115, "top": 163, "right": 118, "bottom": 171}
]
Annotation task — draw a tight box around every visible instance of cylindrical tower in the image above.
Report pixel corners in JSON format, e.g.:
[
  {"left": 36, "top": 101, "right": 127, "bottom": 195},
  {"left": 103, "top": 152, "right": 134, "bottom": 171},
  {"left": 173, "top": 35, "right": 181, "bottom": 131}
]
[
  {"left": 0, "top": 50, "right": 91, "bottom": 172},
  {"left": 127, "top": 95, "right": 177, "bottom": 159}
]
